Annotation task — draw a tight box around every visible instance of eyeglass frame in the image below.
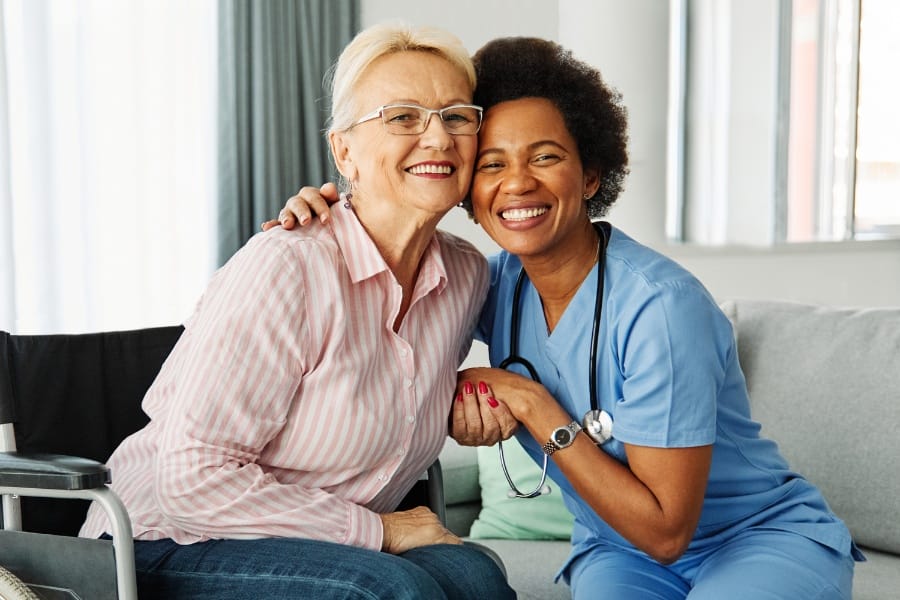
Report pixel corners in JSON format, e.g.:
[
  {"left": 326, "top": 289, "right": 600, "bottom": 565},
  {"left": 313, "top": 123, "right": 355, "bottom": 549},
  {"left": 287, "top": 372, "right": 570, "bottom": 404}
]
[{"left": 348, "top": 103, "right": 484, "bottom": 136}]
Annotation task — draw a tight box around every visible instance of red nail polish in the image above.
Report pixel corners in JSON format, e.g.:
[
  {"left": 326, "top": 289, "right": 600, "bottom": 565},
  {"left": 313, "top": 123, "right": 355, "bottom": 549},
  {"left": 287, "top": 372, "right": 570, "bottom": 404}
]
[
  {"left": 464, "top": 382, "right": 473, "bottom": 395},
  {"left": 478, "top": 381, "right": 488, "bottom": 394},
  {"left": 456, "top": 393, "right": 463, "bottom": 403},
  {"left": 487, "top": 397, "right": 499, "bottom": 408}
]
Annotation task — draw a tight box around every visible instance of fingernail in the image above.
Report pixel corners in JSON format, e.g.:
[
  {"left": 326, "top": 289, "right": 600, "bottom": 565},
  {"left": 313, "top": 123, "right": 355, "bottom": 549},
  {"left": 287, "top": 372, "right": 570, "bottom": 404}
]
[
  {"left": 478, "top": 381, "right": 488, "bottom": 394},
  {"left": 299, "top": 215, "right": 309, "bottom": 225},
  {"left": 487, "top": 397, "right": 499, "bottom": 408},
  {"left": 464, "top": 382, "right": 473, "bottom": 395},
  {"left": 455, "top": 393, "right": 463, "bottom": 404}
]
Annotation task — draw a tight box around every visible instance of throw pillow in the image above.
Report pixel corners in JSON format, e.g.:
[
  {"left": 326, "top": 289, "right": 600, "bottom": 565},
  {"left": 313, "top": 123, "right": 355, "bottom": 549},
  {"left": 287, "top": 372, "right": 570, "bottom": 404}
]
[{"left": 469, "top": 436, "right": 574, "bottom": 540}]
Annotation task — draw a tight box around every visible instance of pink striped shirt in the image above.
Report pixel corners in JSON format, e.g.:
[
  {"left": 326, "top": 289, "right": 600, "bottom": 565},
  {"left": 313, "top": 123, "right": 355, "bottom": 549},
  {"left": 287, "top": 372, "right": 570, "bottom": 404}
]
[{"left": 79, "top": 203, "right": 488, "bottom": 551}]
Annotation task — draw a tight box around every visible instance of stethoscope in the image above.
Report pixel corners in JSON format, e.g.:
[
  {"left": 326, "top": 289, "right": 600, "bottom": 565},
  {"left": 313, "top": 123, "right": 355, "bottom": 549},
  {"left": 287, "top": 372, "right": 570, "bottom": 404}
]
[{"left": 498, "top": 222, "right": 614, "bottom": 499}]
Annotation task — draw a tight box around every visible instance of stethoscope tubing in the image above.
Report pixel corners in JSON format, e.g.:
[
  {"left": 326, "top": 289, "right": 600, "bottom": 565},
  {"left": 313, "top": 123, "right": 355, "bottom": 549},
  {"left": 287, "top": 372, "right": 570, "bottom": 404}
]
[{"left": 497, "top": 222, "right": 612, "bottom": 499}]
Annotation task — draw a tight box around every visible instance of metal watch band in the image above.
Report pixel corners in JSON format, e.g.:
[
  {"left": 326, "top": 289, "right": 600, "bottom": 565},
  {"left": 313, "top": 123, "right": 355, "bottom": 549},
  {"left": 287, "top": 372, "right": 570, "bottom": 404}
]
[{"left": 542, "top": 420, "right": 581, "bottom": 456}]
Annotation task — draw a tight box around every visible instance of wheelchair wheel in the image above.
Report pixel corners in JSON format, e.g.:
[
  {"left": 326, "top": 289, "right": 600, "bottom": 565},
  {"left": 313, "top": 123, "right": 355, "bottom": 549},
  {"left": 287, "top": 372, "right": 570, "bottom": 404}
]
[{"left": 0, "top": 565, "right": 40, "bottom": 600}]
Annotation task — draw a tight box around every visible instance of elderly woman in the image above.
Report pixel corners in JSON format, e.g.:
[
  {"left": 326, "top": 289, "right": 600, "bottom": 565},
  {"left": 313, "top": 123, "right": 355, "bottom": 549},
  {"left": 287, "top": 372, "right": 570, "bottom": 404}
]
[
  {"left": 79, "top": 23, "right": 514, "bottom": 600},
  {"left": 274, "top": 36, "right": 862, "bottom": 600}
]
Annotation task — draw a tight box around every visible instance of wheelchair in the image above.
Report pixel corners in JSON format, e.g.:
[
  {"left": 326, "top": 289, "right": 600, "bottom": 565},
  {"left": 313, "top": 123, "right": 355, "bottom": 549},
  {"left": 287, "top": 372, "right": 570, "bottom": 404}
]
[{"left": 0, "top": 326, "right": 449, "bottom": 599}]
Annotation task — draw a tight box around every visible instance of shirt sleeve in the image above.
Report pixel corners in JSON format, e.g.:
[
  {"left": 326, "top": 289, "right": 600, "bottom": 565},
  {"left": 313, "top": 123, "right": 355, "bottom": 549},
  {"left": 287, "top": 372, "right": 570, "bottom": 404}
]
[
  {"left": 151, "top": 232, "right": 384, "bottom": 550},
  {"left": 611, "top": 282, "right": 731, "bottom": 448}
]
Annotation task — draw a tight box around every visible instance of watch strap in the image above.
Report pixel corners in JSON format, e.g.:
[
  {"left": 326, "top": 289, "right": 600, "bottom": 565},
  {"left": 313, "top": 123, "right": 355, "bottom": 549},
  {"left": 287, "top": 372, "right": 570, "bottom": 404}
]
[{"left": 542, "top": 420, "right": 581, "bottom": 455}]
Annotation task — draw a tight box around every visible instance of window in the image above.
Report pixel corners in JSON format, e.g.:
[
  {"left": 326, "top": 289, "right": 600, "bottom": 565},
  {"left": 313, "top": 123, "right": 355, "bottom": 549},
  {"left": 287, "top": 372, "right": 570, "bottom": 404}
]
[
  {"left": 668, "top": 0, "right": 900, "bottom": 245},
  {"left": 1, "top": 0, "right": 217, "bottom": 333}
]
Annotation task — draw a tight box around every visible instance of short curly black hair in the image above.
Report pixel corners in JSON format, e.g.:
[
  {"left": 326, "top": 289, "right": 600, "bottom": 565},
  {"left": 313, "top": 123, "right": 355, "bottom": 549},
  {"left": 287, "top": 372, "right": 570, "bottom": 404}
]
[{"left": 462, "top": 37, "right": 629, "bottom": 219}]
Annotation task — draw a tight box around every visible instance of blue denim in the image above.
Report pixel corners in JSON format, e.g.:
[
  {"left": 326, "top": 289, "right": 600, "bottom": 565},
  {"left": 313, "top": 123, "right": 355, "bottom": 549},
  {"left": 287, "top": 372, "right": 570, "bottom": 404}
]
[{"left": 131, "top": 537, "right": 516, "bottom": 599}]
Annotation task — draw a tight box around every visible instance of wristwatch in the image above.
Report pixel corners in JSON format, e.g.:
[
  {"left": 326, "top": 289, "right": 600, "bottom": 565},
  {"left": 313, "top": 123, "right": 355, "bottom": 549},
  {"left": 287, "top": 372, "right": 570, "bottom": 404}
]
[{"left": 542, "top": 420, "right": 582, "bottom": 455}]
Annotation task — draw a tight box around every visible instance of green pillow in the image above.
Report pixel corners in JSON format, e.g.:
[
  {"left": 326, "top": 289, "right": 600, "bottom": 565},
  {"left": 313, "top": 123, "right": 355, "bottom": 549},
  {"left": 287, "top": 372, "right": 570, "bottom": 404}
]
[{"left": 469, "top": 437, "right": 574, "bottom": 540}]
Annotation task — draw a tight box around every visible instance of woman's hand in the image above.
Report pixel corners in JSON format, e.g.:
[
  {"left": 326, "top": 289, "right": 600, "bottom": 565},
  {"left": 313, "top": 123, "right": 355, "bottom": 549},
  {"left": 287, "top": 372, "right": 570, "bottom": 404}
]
[
  {"left": 260, "top": 182, "right": 340, "bottom": 231},
  {"left": 380, "top": 506, "right": 461, "bottom": 554},
  {"left": 450, "top": 369, "right": 530, "bottom": 446}
]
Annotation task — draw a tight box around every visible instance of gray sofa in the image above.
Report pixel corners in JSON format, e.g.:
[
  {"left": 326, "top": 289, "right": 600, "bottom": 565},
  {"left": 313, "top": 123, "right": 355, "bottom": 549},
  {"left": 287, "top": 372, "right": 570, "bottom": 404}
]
[{"left": 440, "top": 299, "right": 900, "bottom": 599}]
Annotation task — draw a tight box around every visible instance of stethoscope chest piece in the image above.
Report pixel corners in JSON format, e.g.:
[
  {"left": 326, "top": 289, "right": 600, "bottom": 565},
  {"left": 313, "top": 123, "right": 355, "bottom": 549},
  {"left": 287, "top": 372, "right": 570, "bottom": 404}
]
[{"left": 582, "top": 409, "right": 613, "bottom": 445}]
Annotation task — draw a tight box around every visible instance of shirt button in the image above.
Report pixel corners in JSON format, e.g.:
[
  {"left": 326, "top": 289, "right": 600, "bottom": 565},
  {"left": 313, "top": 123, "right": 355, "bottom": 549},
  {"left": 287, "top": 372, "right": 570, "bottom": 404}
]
[
  {"left": 403, "top": 378, "right": 413, "bottom": 388},
  {"left": 399, "top": 347, "right": 408, "bottom": 357},
  {"left": 397, "top": 449, "right": 406, "bottom": 457},
  {"left": 377, "top": 473, "right": 386, "bottom": 481},
  {"left": 406, "top": 415, "right": 415, "bottom": 424}
]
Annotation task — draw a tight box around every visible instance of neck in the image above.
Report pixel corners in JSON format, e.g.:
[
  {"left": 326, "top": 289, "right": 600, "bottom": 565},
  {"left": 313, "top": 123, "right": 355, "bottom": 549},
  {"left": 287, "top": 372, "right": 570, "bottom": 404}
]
[
  {"left": 351, "top": 197, "right": 444, "bottom": 330},
  {"left": 521, "top": 222, "right": 601, "bottom": 333}
]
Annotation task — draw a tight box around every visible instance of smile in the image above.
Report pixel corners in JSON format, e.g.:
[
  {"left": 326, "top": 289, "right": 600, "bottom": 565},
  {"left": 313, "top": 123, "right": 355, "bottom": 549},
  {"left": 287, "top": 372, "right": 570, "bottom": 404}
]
[
  {"left": 501, "top": 207, "right": 549, "bottom": 221},
  {"left": 407, "top": 163, "right": 454, "bottom": 175}
]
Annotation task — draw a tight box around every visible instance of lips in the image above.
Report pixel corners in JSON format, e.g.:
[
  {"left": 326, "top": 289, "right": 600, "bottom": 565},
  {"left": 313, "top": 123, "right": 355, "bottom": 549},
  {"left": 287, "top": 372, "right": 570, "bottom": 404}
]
[{"left": 500, "top": 206, "right": 549, "bottom": 221}]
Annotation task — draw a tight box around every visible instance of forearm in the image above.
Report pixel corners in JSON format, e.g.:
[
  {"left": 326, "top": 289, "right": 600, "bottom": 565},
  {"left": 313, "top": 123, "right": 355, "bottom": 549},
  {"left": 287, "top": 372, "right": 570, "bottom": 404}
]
[{"left": 509, "top": 382, "right": 707, "bottom": 564}]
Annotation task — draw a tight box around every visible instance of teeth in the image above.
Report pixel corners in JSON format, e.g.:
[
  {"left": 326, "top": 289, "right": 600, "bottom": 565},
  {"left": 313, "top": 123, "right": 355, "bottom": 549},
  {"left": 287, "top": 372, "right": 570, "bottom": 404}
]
[
  {"left": 408, "top": 164, "right": 452, "bottom": 175},
  {"left": 501, "top": 207, "right": 548, "bottom": 221}
]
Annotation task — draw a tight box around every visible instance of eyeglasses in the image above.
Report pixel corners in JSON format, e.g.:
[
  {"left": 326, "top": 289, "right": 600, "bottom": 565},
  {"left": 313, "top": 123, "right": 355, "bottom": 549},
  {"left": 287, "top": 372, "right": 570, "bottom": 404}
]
[{"left": 350, "top": 103, "right": 483, "bottom": 136}]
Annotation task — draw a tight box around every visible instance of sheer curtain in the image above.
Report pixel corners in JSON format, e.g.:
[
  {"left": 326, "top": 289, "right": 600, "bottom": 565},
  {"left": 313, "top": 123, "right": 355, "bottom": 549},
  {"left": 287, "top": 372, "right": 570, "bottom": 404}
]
[{"left": 0, "top": 0, "right": 217, "bottom": 334}]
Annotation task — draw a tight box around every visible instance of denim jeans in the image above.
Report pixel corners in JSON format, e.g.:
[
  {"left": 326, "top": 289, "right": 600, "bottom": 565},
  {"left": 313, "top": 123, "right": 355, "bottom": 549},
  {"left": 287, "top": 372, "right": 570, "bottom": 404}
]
[{"left": 131, "top": 536, "right": 516, "bottom": 599}]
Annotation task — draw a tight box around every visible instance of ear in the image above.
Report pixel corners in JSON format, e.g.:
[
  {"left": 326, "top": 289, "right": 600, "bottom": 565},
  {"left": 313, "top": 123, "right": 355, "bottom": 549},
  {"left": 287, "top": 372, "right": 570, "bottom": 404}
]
[
  {"left": 583, "top": 168, "right": 601, "bottom": 199},
  {"left": 329, "top": 131, "right": 358, "bottom": 182}
]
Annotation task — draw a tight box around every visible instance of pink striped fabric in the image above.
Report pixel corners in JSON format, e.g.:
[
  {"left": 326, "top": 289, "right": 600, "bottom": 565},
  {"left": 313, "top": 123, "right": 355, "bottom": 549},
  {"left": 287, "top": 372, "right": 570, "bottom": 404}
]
[{"left": 79, "top": 204, "right": 488, "bottom": 551}]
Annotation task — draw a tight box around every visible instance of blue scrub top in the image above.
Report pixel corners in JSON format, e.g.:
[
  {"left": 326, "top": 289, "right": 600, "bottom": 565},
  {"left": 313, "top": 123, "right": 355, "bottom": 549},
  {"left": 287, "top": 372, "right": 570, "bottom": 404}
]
[{"left": 476, "top": 225, "right": 856, "bottom": 566}]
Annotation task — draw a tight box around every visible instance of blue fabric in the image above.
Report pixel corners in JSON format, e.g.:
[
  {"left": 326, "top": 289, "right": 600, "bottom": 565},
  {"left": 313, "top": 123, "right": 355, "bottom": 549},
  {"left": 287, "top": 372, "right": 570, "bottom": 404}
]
[
  {"left": 131, "top": 536, "right": 515, "bottom": 599},
  {"left": 567, "top": 529, "right": 854, "bottom": 600},
  {"left": 477, "top": 225, "right": 859, "bottom": 592}
]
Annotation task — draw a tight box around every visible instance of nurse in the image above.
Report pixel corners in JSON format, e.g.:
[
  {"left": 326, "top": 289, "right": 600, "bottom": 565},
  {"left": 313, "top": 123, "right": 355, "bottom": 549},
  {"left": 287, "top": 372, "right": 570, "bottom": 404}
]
[
  {"left": 271, "top": 35, "right": 862, "bottom": 600},
  {"left": 452, "top": 37, "right": 862, "bottom": 600}
]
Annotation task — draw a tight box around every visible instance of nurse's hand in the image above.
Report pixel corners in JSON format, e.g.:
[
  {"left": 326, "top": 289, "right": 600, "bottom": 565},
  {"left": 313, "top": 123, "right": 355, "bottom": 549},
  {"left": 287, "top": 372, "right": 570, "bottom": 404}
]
[
  {"left": 451, "top": 375, "right": 519, "bottom": 446},
  {"left": 380, "top": 506, "right": 461, "bottom": 554},
  {"left": 260, "top": 182, "right": 339, "bottom": 231}
]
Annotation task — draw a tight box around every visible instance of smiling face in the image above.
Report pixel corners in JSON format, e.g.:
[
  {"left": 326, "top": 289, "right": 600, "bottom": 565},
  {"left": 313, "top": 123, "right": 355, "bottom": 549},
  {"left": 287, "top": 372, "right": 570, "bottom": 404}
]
[
  {"left": 329, "top": 51, "right": 477, "bottom": 219},
  {"left": 471, "top": 97, "right": 599, "bottom": 260}
]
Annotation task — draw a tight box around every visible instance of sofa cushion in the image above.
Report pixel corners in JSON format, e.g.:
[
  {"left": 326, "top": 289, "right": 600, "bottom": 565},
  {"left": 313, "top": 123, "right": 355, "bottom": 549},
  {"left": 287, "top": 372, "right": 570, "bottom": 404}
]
[
  {"left": 720, "top": 300, "right": 900, "bottom": 555},
  {"left": 439, "top": 439, "right": 482, "bottom": 506},
  {"left": 469, "top": 437, "right": 574, "bottom": 540}
]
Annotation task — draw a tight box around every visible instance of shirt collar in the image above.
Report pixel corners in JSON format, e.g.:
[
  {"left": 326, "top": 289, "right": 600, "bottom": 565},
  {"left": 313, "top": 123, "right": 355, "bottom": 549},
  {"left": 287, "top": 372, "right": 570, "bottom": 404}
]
[{"left": 330, "top": 202, "right": 448, "bottom": 296}]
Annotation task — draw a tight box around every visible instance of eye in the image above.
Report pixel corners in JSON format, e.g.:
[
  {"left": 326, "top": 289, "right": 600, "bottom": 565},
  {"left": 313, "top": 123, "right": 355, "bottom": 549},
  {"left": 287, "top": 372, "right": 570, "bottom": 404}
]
[
  {"left": 443, "top": 112, "right": 471, "bottom": 124},
  {"left": 382, "top": 107, "right": 422, "bottom": 127},
  {"left": 477, "top": 160, "right": 504, "bottom": 172},
  {"left": 533, "top": 153, "right": 562, "bottom": 165}
]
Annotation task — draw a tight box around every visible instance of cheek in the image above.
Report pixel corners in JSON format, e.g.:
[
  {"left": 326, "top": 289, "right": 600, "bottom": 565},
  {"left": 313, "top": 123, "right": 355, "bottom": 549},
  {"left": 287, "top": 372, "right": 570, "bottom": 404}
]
[{"left": 470, "top": 174, "right": 490, "bottom": 205}]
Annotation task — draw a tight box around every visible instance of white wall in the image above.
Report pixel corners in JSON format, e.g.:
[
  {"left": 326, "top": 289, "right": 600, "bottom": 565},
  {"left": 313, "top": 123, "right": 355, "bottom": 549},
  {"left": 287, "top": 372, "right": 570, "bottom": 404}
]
[{"left": 362, "top": 0, "right": 900, "bottom": 308}]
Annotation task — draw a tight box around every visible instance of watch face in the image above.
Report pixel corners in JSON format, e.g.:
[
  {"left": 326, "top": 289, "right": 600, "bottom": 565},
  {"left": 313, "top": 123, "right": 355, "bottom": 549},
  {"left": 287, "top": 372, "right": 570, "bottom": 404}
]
[{"left": 553, "top": 428, "right": 573, "bottom": 446}]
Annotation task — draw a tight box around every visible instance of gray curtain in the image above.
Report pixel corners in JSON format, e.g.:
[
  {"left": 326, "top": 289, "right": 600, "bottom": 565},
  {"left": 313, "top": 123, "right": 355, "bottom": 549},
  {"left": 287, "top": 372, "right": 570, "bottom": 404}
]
[{"left": 217, "top": 0, "right": 359, "bottom": 265}]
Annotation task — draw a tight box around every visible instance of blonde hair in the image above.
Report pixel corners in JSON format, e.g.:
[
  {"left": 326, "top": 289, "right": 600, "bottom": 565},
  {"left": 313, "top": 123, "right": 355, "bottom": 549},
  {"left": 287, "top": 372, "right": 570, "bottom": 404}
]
[{"left": 326, "top": 21, "right": 476, "bottom": 134}]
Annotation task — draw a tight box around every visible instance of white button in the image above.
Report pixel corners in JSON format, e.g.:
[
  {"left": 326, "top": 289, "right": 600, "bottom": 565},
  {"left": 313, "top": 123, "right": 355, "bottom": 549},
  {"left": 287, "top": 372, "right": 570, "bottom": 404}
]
[
  {"left": 377, "top": 473, "right": 386, "bottom": 481},
  {"left": 399, "top": 347, "right": 408, "bottom": 357},
  {"left": 397, "top": 448, "right": 406, "bottom": 457},
  {"left": 406, "top": 415, "right": 415, "bottom": 423},
  {"left": 403, "top": 378, "right": 413, "bottom": 388}
]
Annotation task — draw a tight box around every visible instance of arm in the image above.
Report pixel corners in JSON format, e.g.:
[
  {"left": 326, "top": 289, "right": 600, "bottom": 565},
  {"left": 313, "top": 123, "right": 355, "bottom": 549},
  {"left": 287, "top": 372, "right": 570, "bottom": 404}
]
[
  {"left": 153, "top": 233, "right": 458, "bottom": 552},
  {"left": 459, "top": 367, "right": 710, "bottom": 564},
  {"left": 261, "top": 182, "right": 340, "bottom": 231}
]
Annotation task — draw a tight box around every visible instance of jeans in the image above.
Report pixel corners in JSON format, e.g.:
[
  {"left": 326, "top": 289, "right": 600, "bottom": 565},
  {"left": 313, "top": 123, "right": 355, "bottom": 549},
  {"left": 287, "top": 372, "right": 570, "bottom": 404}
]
[{"left": 131, "top": 536, "right": 516, "bottom": 599}]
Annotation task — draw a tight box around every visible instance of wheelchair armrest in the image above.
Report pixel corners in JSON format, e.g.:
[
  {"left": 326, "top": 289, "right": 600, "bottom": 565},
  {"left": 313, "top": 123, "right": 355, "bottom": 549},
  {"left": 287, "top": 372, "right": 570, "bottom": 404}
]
[{"left": 0, "top": 452, "right": 110, "bottom": 490}]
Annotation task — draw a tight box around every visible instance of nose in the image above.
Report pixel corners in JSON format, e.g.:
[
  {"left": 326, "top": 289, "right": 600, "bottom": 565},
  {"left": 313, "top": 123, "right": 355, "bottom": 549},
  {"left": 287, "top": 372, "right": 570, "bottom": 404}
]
[
  {"left": 500, "top": 162, "right": 537, "bottom": 196},
  {"left": 418, "top": 112, "right": 453, "bottom": 150}
]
